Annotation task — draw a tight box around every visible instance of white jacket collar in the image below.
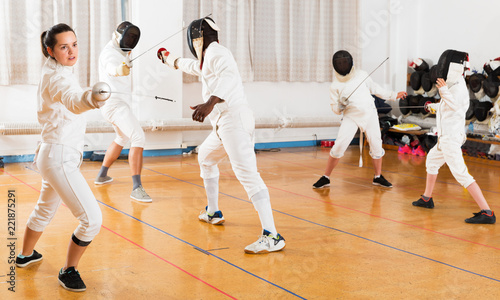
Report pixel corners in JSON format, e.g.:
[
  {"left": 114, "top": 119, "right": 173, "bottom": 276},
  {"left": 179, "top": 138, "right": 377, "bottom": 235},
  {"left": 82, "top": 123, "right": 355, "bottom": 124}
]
[
  {"left": 45, "top": 57, "right": 74, "bottom": 74},
  {"left": 334, "top": 67, "right": 356, "bottom": 82}
]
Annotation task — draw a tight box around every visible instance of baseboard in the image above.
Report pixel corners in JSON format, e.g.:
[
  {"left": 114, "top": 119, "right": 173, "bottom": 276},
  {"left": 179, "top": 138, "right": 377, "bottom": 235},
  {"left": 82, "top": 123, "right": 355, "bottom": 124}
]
[{"left": 1, "top": 139, "right": 366, "bottom": 163}]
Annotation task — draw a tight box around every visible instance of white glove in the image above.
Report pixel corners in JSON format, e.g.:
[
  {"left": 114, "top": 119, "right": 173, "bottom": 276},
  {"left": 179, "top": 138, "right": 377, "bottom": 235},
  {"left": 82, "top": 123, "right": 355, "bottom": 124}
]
[
  {"left": 339, "top": 96, "right": 349, "bottom": 106},
  {"left": 157, "top": 48, "right": 179, "bottom": 69},
  {"left": 425, "top": 102, "right": 438, "bottom": 114},
  {"left": 116, "top": 63, "right": 130, "bottom": 76},
  {"left": 338, "top": 96, "right": 349, "bottom": 111},
  {"left": 124, "top": 52, "right": 133, "bottom": 68},
  {"left": 90, "top": 82, "right": 111, "bottom": 108}
]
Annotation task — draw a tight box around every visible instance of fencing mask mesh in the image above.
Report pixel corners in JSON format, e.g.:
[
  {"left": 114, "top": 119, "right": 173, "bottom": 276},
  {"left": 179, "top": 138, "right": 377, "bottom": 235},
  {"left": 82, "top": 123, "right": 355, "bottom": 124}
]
[
  {"left": 332, "top": 50, "right": 353, "bottom": 76},
  {"left": 116, "top": 21, "right": 140, "bottom": 51}
]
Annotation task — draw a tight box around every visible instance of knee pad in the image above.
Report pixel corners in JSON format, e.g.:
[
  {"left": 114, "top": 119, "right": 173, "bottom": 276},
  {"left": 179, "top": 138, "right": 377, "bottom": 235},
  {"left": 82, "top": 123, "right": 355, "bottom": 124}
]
[{"left": 72, "top": 233, "right": 92, "bottom": 246}]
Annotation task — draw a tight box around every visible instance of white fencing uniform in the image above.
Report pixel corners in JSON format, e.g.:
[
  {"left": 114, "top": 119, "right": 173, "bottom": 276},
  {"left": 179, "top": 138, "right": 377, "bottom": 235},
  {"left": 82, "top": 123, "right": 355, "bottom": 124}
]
[
  {"left": 99, "top": 40, "right": 145, "bottom": 148},
  {"left": 426, "top": 78, "right": 475, "bottom": 188},
  {"left": 176, "top": 42, "right": 267, "bottom": 198},
  {"left": 28, "top": 58, "right": 102, "bottom": 243},
  {"left": 329, "top": 68, "right": 397, "bottom": 159}
]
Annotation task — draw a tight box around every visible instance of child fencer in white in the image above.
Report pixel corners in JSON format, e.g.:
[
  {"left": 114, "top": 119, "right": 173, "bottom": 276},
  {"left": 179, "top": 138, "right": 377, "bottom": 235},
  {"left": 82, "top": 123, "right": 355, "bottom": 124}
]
[
  {"left": 157, "top": 17, "right": 285, "bottom": 254},
  {"left": 94, "top": 21, "right": 152, "bottom": 203},
  {"left": 412, "top": 49, "right": 495, "bottom": 224},
  {"left": 313, "top": 50, "right": 407, "bottom": 189},
  {"left": 16, "top": 23, "right": 110, "bottom": 292}
]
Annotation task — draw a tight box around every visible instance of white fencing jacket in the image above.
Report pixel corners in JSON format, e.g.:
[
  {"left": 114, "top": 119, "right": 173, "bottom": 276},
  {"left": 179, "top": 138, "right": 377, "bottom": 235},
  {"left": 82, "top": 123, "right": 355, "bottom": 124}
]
[
  {"left": 330, "top": 68, "right": 397, "bottom": 131},
  {"left": 434, "top": 77, "right": 469, "bottom": 143},
  {"left": 177, "top": 42, "right": 247, "bottom": 125},
  {"left": 37, "top": 58, "right": 93, "bottom": 153},
  {"left": 99, "top": 39, "right": 132, "bottom": 107}
]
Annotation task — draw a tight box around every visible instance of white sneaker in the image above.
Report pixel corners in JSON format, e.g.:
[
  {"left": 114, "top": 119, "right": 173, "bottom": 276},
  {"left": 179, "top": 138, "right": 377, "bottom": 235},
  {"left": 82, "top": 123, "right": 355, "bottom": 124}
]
[
  {"left": 244, "top": 230, "right": 286, "bottom": 254},
  {"left": 94, "top": 176, "right": 113, "bottom": 185},
  {"left": 198, "top": 207, "right": 225, "bottom": 225},
  {"left": 130, "top": 186, "right": 152, "bottom": 203}
]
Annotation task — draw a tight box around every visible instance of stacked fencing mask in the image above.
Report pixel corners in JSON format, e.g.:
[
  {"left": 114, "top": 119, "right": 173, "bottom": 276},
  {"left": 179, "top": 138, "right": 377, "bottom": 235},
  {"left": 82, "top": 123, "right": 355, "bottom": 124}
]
[
  {"left": 409, "top": 58, "right": 430, "bottom": 72},
  {"left": 332, "top": 50, "right": 353, "bottom": 76},
  {"left": 436, "top": 49, "right": 469, "bottom": 85},
  {"left": 482, "top": 59, "right": 500, "bottom": 98},
  {"left": 468, "top": 73, "right": 486, "bottom": 99},
  {"left": 410, "top": 71, "right": 425, "bottom": 95},
  {"left": 474, "top": 100, "right": 493, "bottom": 122},
  {"left": 466, "top": 99, "right": 477, "bottom": 121},
  {"left": 115, "top": 21, "right": 140, "bottom": 51},
  {"left": 483, "top": 79, "right": 500, "bottom": 98},
  {"left": 187, "top": 17, "right": 220, "bottom": 63},
  {"left": 484, "top": 58, "right": 500, "bottom": 75},
  {"left": 421, "top": 70, "right": 438, "bottom": 97}
]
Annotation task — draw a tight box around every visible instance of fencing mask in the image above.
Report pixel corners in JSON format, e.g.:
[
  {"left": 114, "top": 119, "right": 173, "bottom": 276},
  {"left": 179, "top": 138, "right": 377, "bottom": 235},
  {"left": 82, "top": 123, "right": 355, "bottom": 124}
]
[
  {"left": 410, "top": 71, "right": 425, "bottom": 95},
  {"left": 399, "top": 96, "right": 410, "bottom": 115},
  {"left": 483, "top": 79, "right": 500, "bottom": 98},
  {"left": 409, "top": 58, "right": 430, "bottom": 72},
  {"left": 436, "top": 49, "right": 469, "bottom": 85},
  {"left": 466, "top": 99, "right": 477, "bottom": 121},
  {"left": 474, "top": 100, "right": 493, "bottom": 122},
  {"left": 115, "top": 21, "right": 140, "bottom": 51},
  {"left": 332, "top": 50, "right": 353, "bottom": 76},
  {"left": 421, "top": 70, "right": 438, "bottom": 97},
  {"left": 484, "top": 58, "right": 500, "bottom": 75},
  {"left": 468, "top": 73, "right": 486, "bottom": 93},
  {"left": 187, "top": 17, "right": 220, "bottom": 62}
]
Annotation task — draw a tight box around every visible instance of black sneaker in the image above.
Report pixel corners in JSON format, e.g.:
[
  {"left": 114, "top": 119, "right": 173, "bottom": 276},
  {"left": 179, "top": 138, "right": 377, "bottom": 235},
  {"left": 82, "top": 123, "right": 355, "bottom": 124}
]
[
  {"left": 412, "top": 196, "right": 434, "bottom": 208},
  {"left": 15, "top": 250, "right": 43, "bottom": 267},
  {"left": 313, "top": 176, "right": 330, "bottom": 188},
  {"left": 58, "top": 267, "right": 86, "bottom": 292},
  {"left": 372, "top": 175, "right": 392, "bottom": 187},
  {"left": 465, "top": 210, "right": 496, "bottom": 224}
]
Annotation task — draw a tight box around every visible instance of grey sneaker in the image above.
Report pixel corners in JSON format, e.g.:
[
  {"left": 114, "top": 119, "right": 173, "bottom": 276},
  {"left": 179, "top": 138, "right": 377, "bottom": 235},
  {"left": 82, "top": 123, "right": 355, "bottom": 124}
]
[
  {"left": 94, "top": 176, "right": 113, "bottom": 185},
  {"left": 130, "top": 186, "right": 152, "bottom": 203}
]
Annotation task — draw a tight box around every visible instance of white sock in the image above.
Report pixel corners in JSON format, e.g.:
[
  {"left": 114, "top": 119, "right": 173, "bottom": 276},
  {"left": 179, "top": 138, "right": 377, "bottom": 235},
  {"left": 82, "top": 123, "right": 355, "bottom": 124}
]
[
  {"left": 251, "top": 189, "right": 278, "bottom": 236},
  {"left": 204, "top": 177, "right": 219, "bottom": 214}
]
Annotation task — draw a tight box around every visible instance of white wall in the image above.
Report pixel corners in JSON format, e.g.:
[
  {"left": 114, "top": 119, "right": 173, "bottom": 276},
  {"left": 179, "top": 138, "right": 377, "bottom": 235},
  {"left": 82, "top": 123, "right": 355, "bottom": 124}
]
[
  {"left": 409, "top": 0, "right": 499, "bottom": 72},
  {"left": 9, "top": 0, "right": 499, "bottom": 157},
  {"left": 359, "top": 0, "right": 500, "bottom": 115}
]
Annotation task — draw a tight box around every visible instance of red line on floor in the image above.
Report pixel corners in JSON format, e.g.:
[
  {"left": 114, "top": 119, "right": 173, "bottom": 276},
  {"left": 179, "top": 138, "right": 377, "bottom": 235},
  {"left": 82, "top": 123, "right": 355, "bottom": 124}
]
[
  {"left": 102, "top": 225, "right": 237, "bottom": 299},
  {"left": 182, "top": 156, "right": 500, "bottom": 252},
  {"left": 1, "top": 168, "right": 236, "bottom": 299}
]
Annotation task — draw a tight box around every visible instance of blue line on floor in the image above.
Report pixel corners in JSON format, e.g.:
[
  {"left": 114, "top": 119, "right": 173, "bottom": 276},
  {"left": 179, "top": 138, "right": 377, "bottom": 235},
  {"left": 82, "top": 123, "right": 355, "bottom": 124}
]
[{"left": 143, "top": 166, "right": 500, "bottom": 283}]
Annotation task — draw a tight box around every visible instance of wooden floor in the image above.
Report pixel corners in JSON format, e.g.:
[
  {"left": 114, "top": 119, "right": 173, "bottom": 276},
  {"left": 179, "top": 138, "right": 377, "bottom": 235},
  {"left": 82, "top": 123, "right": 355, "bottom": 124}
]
[{"left": 1, "top": 146, "right": 500, "bottom": 299}]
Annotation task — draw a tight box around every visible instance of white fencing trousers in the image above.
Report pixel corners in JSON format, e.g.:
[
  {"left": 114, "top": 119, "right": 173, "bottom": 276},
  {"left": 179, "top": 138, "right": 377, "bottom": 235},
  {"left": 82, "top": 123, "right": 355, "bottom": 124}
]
[
  {"left": 330, "top": 114, "right": 385, "bottom": 159},
  {"left": 198, "top": 105, "right": 267, "bottom": 199},
  {"left": 27, "top": 144, "right": 102, "bottom": 242},
  {"left": 101, "top": 102, "right": 145, "bottom": 148},
  {"left": 426, "top": 139, "right": 475, "bottom": 188}
]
